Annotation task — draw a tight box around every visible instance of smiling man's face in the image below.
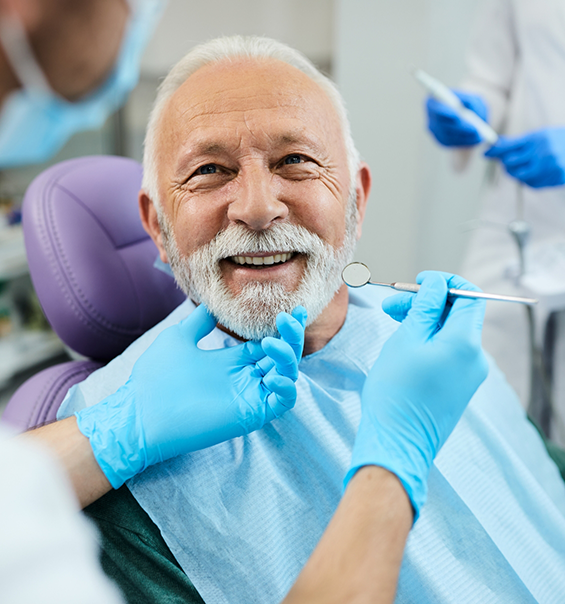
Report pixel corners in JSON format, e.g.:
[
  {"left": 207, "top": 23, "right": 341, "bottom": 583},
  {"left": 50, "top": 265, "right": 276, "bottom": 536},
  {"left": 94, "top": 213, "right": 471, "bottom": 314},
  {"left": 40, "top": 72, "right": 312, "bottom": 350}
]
[{"left": 140, "top": 57, "right": 370, "bottom": 345}]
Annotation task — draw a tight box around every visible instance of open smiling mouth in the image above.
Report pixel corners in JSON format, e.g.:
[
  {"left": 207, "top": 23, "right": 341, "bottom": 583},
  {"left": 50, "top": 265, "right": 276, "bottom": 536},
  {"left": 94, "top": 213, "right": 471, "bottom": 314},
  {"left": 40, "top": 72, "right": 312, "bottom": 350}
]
[{"left": 228, "top": 252, "right": 296, "bottom": 267}]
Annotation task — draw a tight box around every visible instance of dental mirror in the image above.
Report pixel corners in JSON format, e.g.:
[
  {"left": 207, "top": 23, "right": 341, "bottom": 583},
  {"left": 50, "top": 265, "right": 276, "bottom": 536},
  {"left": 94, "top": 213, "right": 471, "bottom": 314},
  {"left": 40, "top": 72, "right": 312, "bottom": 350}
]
[{"left": 342, "top": 262, "right": 371, "bottom": 288}]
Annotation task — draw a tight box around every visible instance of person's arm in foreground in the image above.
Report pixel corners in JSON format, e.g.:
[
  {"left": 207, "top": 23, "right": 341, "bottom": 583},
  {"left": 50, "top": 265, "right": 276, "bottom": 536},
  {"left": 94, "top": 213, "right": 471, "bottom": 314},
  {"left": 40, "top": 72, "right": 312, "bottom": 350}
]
[
  {"left": 22, "top": 305, "right": 306, "bottom": 508},
  {"left": 20, "top": 416, "right": 113, "bottom": 510},
  {"left": 0, "top": 428, "right": 125, "bottom": 604},
  {"left": 283, "top": 466, "right": 411, "bottom": 604},
  {"left": 284, "top": 271, "right": 488, "bottom": 604}
]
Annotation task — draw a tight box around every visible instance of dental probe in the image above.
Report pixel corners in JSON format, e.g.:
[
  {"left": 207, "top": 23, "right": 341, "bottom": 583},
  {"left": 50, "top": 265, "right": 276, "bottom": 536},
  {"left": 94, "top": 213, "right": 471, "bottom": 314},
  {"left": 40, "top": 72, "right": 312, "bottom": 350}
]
[
  {"left": 413, "top": 69, "right": 499, "bottom": 145},
  {"left": 342, "top": 263, "right": 538, "bottom": 306}
]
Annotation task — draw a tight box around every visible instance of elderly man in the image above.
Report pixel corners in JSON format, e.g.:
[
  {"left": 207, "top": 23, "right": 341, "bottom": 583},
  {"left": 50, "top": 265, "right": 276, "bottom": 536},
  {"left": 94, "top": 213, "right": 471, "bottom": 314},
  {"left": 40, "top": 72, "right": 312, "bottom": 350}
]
[{"left": 48, "top": 36, "right": 565, "bottom": 604}]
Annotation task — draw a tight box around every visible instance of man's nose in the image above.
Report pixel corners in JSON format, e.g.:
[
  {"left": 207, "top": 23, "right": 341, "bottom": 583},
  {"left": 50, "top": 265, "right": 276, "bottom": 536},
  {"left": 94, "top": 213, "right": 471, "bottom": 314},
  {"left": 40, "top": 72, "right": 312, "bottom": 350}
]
[{"left": 227, "top": 166, "right": 289, "bottom": 230}]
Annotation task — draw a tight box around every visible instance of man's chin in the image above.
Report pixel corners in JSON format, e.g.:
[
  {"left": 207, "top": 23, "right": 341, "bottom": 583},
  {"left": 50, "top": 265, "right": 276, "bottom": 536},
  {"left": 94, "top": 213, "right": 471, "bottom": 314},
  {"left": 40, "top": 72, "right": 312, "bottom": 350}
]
[
  {"left": 195, "top": 281, "right": 295, "bottom": 342},
  {"left": 214, "top": 320, "right": 277, "bottom": 343}
]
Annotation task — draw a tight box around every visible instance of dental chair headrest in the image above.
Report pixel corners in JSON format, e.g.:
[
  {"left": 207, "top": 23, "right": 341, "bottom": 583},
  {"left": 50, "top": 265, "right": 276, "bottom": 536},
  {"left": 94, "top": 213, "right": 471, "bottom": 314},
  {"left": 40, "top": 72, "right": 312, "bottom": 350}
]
[{"left": 23, "top": 155, "right": 186, "bottom": 361}]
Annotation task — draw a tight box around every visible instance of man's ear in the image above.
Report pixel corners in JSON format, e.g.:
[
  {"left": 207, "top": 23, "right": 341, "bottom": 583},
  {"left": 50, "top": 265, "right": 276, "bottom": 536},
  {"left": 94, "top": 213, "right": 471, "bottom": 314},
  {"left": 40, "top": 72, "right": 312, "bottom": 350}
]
[
  {"left": 139, "top": 190, "right": 169, "bottom": 264},
  {"left": 354, "top": 162, "right": 371, "bottom": 240}
]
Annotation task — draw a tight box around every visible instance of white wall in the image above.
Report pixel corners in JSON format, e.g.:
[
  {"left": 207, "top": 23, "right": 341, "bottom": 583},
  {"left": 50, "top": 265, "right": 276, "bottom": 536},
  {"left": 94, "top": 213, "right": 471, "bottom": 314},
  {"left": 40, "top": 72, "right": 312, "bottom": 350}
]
[
  {"left": 140, "top": 0, "right": 334, "bottom": 76},
  {"left": 335, "top": 0, "right": 484, "bottom": 282}
]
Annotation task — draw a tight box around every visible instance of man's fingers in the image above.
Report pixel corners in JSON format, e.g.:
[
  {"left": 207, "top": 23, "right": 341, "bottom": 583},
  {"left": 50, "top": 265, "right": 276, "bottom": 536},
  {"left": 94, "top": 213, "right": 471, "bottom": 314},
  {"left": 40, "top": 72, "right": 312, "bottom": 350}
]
[{"left": 261, "top": 337, "right": 298, "bottom": 381}]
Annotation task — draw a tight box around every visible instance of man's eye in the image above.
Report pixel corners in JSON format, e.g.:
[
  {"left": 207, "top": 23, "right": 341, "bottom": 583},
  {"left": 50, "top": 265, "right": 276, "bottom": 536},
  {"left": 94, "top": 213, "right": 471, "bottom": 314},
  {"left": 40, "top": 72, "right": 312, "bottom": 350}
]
[
  {"left": 283, "top": 154, "right": 304, "bottom": 165},
  {"left": 195, "top": 164, "right": 217, "bottom": 175}
]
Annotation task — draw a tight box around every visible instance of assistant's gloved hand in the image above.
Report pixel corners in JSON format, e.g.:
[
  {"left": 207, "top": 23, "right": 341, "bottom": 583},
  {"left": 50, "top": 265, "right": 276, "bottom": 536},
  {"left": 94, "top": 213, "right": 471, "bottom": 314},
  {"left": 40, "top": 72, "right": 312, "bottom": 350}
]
[
  {"left": 484, "top": 127, "right": 565, "bottom": 188},
  {"left": 344, "top": 272, "right": 488, "bottom": 520},
  {"left": 426, "top": 91, "right": 489, "bottom": 146},
  {"left": 76, "top": 304, "right": 307, "bottom": 489}
]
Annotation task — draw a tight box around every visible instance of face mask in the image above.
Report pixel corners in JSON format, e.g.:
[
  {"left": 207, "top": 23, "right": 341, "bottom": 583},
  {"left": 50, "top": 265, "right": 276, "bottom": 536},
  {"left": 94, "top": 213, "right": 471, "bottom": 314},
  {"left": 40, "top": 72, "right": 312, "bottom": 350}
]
[{"left": 0, "top": 0, "right": 164, "bottom": 169}]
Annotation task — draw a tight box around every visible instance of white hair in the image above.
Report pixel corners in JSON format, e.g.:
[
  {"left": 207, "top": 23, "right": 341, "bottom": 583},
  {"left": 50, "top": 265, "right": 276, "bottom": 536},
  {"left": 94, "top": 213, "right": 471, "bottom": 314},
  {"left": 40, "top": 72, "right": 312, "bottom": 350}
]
[{"left": 141, "top": 35, "right": 361, "bottom": 210}]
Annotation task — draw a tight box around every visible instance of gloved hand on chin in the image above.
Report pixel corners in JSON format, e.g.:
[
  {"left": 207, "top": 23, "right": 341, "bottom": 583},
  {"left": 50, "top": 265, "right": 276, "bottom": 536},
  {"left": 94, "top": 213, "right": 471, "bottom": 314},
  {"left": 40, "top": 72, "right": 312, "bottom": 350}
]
[
  {"left": 344, "top": 272, "right": 488, "bottom": 520},
  {"left": 76, "top": 304, "right": 307, "bottom": 489}
]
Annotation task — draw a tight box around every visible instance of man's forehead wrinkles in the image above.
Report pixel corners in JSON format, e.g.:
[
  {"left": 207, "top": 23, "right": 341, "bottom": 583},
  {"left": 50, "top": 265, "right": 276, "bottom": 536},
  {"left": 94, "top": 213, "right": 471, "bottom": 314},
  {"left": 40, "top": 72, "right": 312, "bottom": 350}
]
[
  {"left": 176, "top": 99, "right": 309, "bottom": 123},
  {"left": 171, "top": 79, "right": 312, "bottom": 116}
]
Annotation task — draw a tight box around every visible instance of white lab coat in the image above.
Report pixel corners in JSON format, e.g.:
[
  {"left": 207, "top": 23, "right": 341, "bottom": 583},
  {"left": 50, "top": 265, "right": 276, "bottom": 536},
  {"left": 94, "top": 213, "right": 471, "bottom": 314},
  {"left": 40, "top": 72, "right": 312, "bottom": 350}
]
[
  {"left": 0, "top": 427, "right": 123, "bottom": 604},
  {"left": 458, "top": 0, "right": 565, "bottom": 442}
]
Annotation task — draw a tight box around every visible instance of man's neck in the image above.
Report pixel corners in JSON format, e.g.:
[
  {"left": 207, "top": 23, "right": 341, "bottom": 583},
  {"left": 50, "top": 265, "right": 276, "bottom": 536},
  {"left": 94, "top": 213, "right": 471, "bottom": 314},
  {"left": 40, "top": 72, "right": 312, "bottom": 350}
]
[{"left": 302, "top": 286, "right": 349, "bottom": 356}]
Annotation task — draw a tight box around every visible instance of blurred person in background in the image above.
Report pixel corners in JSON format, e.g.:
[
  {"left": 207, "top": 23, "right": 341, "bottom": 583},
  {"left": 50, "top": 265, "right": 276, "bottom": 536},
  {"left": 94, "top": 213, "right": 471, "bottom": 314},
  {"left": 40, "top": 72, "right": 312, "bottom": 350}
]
[
  {"left": 0, "top": 1, "right": 158, "bottom": 601},
  {"left": 426, "top": 0, "right": 565, "bottom": 439}
]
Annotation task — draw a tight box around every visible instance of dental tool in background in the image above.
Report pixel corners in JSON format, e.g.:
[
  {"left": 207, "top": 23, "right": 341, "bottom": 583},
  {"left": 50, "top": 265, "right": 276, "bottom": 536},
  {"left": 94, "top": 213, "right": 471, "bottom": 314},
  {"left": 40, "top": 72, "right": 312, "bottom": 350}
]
[
  {"left": 342, "top": 262, "right": 538, "bottom": 306},
  {"left": 413, "top": 69, "right": 499, "bottom": 145}
]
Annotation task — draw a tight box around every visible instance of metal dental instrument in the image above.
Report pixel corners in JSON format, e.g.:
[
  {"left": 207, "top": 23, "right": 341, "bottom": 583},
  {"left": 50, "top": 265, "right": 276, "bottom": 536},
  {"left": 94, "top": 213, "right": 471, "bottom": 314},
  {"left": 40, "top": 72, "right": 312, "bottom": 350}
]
[{"left": 342, "top": 263, "right": 538, "bottom": 306}]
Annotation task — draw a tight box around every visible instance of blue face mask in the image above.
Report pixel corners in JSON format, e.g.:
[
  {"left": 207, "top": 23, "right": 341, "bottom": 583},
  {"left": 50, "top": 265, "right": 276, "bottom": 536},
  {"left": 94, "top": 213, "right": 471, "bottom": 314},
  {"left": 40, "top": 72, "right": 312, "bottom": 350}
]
[{"left": 0, "top": 0, "right": 164, "bottom": 169}]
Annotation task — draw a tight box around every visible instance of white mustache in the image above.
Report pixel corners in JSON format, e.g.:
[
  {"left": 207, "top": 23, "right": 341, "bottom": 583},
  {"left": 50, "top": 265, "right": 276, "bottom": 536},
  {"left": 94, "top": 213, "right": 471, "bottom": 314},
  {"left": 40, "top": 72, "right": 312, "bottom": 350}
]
[{"left": 203, "top": 222, "right": 328, "bottom": 261}]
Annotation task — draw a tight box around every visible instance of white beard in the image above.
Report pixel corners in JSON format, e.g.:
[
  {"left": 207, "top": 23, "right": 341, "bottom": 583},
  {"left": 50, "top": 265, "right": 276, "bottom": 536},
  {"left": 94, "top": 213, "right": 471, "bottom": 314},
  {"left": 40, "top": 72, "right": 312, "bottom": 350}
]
[{"left": 159, "top": 194, "right": 358, "bottom": 341}]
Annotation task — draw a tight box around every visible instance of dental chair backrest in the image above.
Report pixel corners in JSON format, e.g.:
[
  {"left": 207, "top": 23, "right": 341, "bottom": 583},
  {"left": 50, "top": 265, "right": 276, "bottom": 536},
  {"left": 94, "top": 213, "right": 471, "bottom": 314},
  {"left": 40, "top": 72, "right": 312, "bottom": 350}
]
[{"left": 1, "top": 156, "right": 186, "bottom": 432}]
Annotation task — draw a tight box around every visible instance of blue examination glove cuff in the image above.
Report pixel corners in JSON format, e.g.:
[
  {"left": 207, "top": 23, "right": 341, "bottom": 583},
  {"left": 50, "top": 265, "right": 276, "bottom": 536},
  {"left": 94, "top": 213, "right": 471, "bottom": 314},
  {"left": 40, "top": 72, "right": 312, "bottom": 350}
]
[
  {"left": 344, "top": 417, "right": 430, "bottom": 521},
  {"left": 75, "top": 387, "right": 145, "bottom": 490}
]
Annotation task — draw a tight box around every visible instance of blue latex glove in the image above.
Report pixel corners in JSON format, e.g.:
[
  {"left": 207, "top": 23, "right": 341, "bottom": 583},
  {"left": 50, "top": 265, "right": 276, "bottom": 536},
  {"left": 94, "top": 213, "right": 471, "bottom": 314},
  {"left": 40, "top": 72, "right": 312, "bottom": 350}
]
[
  {"left": 76, "top": 304, "right": 307, "bottom": 488},
  {"left": 485, "top": 128, "right": 565, "bottom": 188},
  {"left": 344, "top": 272, "right": 488, "bottom": 520},
  {"left": 426, "top": 91, "right": 489, "bottom": 147}
]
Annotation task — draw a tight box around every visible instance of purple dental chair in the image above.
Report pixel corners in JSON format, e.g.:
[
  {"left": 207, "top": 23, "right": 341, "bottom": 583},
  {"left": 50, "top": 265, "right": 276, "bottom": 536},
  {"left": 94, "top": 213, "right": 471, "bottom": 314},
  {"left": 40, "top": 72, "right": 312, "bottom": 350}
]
[{"left": 1, "top": 155, "right": 186, "bottom": 432}]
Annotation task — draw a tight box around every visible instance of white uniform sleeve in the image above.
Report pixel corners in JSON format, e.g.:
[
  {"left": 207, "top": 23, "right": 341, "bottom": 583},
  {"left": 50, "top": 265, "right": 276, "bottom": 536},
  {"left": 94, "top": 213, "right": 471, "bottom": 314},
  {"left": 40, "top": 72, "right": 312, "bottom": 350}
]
[{"left": 0, "top": 428, "right": 124, "bottom": 604}]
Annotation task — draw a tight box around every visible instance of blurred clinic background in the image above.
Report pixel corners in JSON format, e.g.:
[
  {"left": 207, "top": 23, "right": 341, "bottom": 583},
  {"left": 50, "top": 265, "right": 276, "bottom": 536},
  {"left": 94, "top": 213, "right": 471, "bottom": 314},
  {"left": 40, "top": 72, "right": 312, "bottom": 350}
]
[{"left": 0, "top": 0, "right": 485, "bottom": 408}]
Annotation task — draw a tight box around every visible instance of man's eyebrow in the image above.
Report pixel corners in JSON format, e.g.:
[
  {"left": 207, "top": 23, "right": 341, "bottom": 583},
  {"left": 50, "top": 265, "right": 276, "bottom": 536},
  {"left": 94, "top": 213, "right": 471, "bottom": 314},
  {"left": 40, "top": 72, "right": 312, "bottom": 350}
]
[
  {"left": 192, "top": 141, "right": 230, "bottom": 155},
  {"left": 174, "top": 141, "right": 231, "bottom": 176},
  {"left": 273, "top": 133, "right": 326, "bottom": 155}
]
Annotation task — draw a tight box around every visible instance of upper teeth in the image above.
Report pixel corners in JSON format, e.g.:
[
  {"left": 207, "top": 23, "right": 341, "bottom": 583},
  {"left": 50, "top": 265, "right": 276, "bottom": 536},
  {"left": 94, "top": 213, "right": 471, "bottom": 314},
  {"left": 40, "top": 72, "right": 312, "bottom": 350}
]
[{"left": 231, "top": 252, "right": 293, "bottom": 266}]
